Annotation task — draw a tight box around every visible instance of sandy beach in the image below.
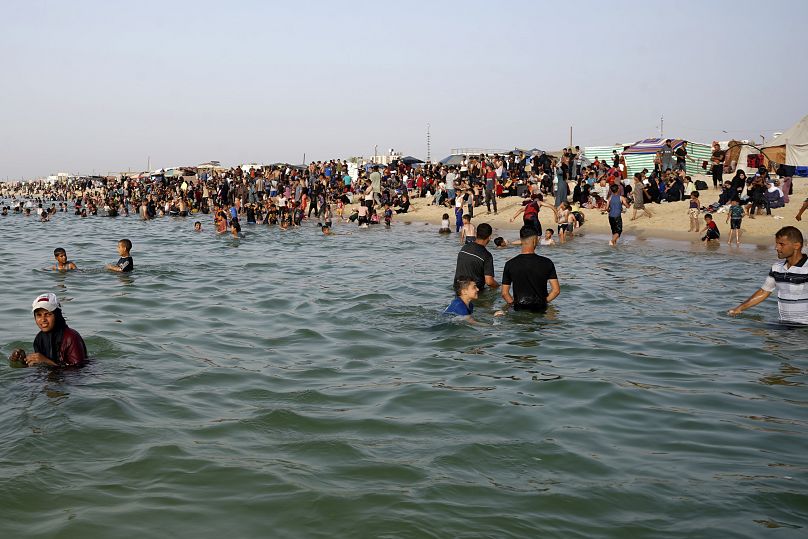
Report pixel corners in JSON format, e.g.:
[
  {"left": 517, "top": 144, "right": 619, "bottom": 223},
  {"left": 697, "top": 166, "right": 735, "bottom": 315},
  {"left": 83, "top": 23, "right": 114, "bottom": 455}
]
[{"left": 378, "top": 173, "right": 807, "bottom": 247}]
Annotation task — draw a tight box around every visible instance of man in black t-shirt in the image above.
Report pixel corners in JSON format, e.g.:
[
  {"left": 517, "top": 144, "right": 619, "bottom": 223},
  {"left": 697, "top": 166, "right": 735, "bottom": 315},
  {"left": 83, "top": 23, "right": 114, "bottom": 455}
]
[
  {"left": 454, "top": 223, "right": 499, "bottom": 291},
  {"left": 501, "top": 226, "right": 560, "bottom": 312}
]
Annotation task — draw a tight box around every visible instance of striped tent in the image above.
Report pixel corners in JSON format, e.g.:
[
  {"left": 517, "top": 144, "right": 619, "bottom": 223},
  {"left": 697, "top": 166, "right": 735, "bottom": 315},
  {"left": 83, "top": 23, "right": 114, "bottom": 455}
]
[
  {"left": 622, "top": 138, "right": 712, "bottom": 178},
  {"left": 582, "top": 145, "right": 625, "bottom": 165}
]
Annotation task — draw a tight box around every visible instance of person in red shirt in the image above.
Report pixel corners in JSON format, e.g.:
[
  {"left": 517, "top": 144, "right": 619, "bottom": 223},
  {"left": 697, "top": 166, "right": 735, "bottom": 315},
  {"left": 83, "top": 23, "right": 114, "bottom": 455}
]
[
  {"left": 16, "top": 293, "right": 88, "bottom": 367},
  {"left": 701, "top": 214, "right": 720, "bottom": 243}
]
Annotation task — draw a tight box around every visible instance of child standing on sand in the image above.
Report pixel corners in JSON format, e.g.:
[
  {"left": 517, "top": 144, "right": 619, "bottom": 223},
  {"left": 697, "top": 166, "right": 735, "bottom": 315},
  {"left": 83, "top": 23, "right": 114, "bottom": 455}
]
[
  {"left": 460, "top": 214, "right": 476, "bottom": 244},
  {"left": 725, "top": 197, "right": 744, "bottom": 246},
  {"left": 687, "top": 191, "right": 701, "bottom": 233}
]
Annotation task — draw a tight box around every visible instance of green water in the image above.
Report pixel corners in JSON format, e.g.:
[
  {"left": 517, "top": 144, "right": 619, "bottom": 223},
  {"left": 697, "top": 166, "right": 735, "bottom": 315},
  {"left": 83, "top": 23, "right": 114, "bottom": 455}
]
[{"left": 1, "top": 214, "right": 806, "bottom": 538}]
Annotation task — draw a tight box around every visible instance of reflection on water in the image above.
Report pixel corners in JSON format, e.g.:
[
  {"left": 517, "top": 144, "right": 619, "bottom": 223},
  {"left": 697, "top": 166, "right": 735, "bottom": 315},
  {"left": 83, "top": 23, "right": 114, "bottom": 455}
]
[{"left": 1, "top": 212, "right": 807, "bottom": 537}]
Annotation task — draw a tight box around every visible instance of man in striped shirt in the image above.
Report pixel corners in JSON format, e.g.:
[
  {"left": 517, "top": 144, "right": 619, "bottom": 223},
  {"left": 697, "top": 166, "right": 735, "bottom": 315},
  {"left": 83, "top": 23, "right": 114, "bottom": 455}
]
[{"left": 728, "top": 226, "right": 807, "bottom": 325}]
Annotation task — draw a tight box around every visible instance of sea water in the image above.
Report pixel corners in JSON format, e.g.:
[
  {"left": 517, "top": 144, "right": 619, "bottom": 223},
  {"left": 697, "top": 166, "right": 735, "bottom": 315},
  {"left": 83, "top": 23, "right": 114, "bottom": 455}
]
[{"left": 1, "top": 214, "right": 806, "bottom": 538}]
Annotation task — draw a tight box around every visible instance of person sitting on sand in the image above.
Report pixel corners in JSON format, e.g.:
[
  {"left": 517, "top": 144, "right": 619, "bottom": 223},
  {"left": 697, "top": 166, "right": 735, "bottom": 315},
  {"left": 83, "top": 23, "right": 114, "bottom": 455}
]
[{"left": 9, "top": 293, "right": 87, "bottom": 368}]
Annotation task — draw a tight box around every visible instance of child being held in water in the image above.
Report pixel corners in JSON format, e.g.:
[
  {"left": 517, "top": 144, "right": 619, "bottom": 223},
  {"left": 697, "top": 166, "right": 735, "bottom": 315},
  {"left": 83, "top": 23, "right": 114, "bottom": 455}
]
[{"left": 52, "top": 247, "right": 77, "bottom": 271}]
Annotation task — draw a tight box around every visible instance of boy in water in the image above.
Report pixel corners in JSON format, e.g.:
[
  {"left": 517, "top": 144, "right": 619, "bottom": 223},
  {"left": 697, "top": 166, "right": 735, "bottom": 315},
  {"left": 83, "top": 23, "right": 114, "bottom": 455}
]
[
  {"left": 454, "top": 205, "right": 464, "bottom": 233},
  {"left": 460, "top": 214, "right": 476, "bottom": 244},
  {"left": 383, "top": 203, "right": 393, "bottom": 227},
  {"left": 106, "top": 239, "right": 133, "bottom": 272},
  {"left": 52, "top": 247, "right": 77, "bottom": 271},
  {"left": 194, "top": 221, "right": 202, "bottom": 232},
  {"left": 444, "top": 277, "right": 478, "bottom": 323},
  {"left": 540, "top": 229, "right": 556, "bottom": 246},
  {"left": 701, "top": 214, "right": 720, "bottom": 243}
]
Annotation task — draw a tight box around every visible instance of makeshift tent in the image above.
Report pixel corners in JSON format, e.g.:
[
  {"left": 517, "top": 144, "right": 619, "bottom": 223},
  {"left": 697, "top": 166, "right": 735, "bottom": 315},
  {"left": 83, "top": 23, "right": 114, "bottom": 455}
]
[
  {"left": 761, "top": 113, "right": 808, "bottom": 167},
  {"left": 622, "top": 138, "right": 712, "bottom": 178},
  {"left": 582, "top": 145, "right": 625, "bottom": 167},
  {"left": 727, "top": 140, "right": 766, "bottom": 175}
]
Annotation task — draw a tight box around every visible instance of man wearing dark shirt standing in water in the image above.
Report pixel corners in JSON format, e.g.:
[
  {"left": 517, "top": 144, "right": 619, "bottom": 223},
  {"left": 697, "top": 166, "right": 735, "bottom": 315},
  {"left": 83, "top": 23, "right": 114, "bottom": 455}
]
[
  {"left": 500, "top": 226, "right": 560, "bottom": 312},
  {"left": 454, "top": 222, "right": 499, "bottom": 291}
]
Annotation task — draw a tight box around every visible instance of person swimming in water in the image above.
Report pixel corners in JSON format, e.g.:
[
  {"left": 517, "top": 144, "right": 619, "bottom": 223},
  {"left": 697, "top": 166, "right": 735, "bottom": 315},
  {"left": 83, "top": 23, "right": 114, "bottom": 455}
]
[
  {"left": 444, "top": 277, "right": 479, "bottom": 323},
  {"left": 10, "top": 293, "right": 88, "bottom": 367},
  {"left": 52, "top": 247, "right": 77, "bottom": 271}
]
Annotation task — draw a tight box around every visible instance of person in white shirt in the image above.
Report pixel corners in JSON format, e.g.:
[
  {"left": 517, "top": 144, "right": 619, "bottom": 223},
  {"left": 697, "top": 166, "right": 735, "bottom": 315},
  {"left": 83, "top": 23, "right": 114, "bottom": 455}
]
[{"left": 728, "top": 226, "right": 807, "bottom": 325}]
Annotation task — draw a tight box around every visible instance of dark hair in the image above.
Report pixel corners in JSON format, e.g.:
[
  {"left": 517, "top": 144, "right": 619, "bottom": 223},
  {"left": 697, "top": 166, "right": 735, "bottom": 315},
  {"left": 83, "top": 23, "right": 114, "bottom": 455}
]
[
  {"left": 462, "top": 214, "right": 471, "bottom": 221},
  {"left": 119, "top": 238, "right": 132, "bottom": 251},
  {"left": 705, "top": 213, "right": 713, "bottom": 220},
  {"left": 609, "top": 184, "right": 619, "bottom": 193},
  {"left": 477, "top": 223, "right": 493, "bottom": 240},
  {"left": 493, "top": 236, "right": 504, "bottom": 247},
  {"left": 54, "top": 247, "right": 66, "bottom": 256},
  {"left": 453, "top": 277, "right": 476, "bottom": 296},
  {"left": 692, "top": 191, "right": 699, "bottom": 198},
  {"left": 519, "top": 225, "right": 538, "bottom": 240},
  {"left": 775, "top": 226, "right": 804, "bottom": 245}
]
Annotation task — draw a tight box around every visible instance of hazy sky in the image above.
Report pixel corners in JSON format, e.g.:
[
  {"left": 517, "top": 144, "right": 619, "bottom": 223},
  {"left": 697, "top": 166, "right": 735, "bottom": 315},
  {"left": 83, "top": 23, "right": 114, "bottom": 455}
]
[{"left": 2, "top": 0, "right": 806, "bottom": 179}]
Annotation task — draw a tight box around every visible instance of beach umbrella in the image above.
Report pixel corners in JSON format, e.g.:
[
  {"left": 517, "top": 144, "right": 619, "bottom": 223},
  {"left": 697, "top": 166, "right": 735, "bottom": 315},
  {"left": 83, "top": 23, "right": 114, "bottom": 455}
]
[{"left": 439, "top": 154, "right": 464, "bottom": 166}]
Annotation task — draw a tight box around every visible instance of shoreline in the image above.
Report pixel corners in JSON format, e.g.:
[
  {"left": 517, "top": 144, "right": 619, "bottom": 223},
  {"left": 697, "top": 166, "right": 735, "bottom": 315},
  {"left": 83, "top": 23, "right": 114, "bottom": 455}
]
[{"left": 385, "top": 176, "right": 806, "bottom": 248}]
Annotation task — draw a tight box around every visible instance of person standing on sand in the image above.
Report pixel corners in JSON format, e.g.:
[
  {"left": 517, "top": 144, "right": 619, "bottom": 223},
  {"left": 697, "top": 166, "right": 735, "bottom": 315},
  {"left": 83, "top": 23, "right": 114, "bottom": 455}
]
[
  {"left": 369, "top": 166, "right": 382, "bottom": 205},
  {"left": 630, "top": 174, "right": 652, "bottom": 221},
  {"left": 728, "top": 226, "right": 807, "bottom": 325},
  {"left": 711, "top": 141, "right": 725, "bottom": 189}
]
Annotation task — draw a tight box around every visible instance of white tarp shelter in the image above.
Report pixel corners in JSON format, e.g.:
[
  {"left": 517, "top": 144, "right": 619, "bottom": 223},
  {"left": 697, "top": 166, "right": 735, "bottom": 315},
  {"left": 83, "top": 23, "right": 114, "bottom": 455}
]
[{"left": 761, "top": 113, "right": 808, "bottom": 166}]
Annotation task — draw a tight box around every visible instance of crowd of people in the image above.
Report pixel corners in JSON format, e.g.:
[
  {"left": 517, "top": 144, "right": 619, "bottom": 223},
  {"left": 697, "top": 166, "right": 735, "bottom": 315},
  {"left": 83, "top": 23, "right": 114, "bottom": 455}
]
[{"left": 3, "top": 150, "right": 808, "bottom": 363}]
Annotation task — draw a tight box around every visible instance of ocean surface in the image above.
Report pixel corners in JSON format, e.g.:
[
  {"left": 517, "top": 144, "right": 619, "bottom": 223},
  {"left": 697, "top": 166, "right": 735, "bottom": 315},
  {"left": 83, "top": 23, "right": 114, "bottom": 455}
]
[{"left": 1, "top": 211, "right": 806, "bottom": 538}]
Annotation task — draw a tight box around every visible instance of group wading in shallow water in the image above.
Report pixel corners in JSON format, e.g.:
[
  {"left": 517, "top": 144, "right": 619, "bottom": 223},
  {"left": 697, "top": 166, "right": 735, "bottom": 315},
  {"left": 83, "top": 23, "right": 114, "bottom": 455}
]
[{"left": 4, "top": 154, "right": 808, "bottom": 368}]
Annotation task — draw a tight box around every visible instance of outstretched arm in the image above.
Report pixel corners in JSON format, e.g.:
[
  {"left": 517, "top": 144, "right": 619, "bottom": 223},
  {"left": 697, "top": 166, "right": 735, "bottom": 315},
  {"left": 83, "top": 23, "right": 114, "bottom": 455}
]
[{"left": 727, "top": 288, "right": 771, "bottom": 316}]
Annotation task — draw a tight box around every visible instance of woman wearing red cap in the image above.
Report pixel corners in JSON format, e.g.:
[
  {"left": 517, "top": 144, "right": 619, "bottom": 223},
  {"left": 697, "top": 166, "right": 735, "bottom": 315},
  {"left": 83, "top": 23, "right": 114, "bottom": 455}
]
[{"left": 10, "top": 293, "right": 87, "bottom": 367}]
